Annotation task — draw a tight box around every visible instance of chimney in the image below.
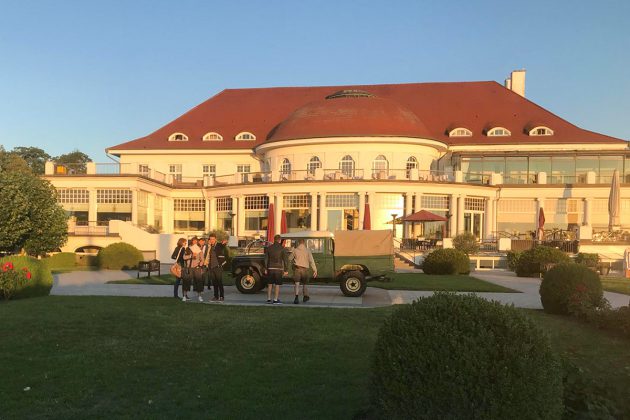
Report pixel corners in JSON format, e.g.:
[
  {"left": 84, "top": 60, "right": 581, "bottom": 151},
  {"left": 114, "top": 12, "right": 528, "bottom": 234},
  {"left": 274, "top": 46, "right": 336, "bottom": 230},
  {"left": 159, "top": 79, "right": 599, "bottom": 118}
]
[{"left": 504, "top": 69, "right": 526, "bottom": 97}]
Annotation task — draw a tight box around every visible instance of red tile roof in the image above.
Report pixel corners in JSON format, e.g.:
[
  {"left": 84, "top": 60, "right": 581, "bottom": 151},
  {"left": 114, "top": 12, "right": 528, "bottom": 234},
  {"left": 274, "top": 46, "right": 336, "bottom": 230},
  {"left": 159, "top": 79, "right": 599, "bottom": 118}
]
[{"left": 107, "top": 81, "right": 626, "bottom": 153}]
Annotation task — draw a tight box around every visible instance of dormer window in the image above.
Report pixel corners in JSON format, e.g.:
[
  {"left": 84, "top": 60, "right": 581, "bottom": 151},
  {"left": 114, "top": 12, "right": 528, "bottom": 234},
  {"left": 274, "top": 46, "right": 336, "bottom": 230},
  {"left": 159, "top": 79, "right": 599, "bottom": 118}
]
[
  {"left": 203, "top": 132, "right": 223, "bottom": 141},
  {"left": 235, "top": 132, "right": 256, "bottom": 141},
  {"left": 487, "top": 127, "right": 511, "bottom": 137},
  {"left": 529, "top": 126, "right": 554, "bottom": 136},
  {"left": 449, "top": 127, "right": 473, "bottom": 137},
  {"left": 168, "top": 133, "right": 188, "bottom": 142}
]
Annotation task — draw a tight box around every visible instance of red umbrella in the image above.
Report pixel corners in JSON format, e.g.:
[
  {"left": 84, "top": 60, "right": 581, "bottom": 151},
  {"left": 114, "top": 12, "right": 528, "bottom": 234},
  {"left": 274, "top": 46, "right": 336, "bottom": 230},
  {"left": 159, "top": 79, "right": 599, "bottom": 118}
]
[
  {"left": 280, "top": 210, "right": 288, "bottom": 234},
  {"left": 400, "top": 210, "right": 447, "bottom": 222},
  {"left": 267, "top": 202, "right": 275, "bottom": 242},
  {"left": 537, "top": 207, "right": 546, "bottom": 240},
  {"left": 363, "top": 203, "right": 371, "bottom": 230}
]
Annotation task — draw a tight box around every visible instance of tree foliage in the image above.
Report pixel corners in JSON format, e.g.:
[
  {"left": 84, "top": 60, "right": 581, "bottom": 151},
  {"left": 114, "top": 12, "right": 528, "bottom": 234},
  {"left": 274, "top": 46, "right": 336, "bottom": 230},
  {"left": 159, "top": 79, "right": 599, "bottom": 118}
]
[
  {"left": 0, "top": 146, "right": 32, "bottom": 173},
  {"left": 54, "top": 150, "right": 92, "bottom": 174},
  {"left": 0, "top": 170, "right": 68, "bottom": 255},
  {"left": 10, "top": 146, "right": 51, "bottom": 175}
]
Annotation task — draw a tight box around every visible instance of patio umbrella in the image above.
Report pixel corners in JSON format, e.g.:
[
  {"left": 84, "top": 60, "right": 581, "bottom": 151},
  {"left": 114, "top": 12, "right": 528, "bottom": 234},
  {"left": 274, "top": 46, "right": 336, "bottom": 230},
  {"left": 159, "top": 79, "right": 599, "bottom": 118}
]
[
  {"left": 363, "top": 203, "right": 371, "bottom": 230},
  {"left": 608, "top": 169, "right": 621, "bottom": 230},
  {"left": 280, "top": 210, "right": 288, "bottom": 234},
  {"left": 401, "top": 210, "right": 447, "bottom": 238},
  {"left": 266, "top": 202, "right": 275, "bottom": 242},
  {"left": 537, "top": 207, "right": 545, "bottom": 241}
]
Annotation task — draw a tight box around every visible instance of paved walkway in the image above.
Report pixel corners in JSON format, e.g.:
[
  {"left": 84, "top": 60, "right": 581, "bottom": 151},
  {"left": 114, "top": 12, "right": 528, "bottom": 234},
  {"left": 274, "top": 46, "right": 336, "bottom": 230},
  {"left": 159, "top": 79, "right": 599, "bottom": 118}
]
[{"left": 51, "top": 269, "right": 630, "bottom": 309}]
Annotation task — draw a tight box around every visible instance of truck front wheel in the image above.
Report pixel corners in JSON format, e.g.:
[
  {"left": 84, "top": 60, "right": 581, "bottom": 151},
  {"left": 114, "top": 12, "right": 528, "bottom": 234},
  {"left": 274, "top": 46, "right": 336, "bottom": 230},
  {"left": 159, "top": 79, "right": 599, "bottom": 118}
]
[
  {"left": 340, "top": 271, "right": 367, "bottom": 297},
  {"left": 235, "top": 270, "right": 262, "bottom": 294}
]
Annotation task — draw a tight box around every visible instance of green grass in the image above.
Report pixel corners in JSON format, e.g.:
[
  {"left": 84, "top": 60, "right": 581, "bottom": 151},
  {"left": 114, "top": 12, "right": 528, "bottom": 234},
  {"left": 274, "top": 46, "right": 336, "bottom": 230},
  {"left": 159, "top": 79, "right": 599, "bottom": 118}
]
[
  {"left": 601, "top": 276, "right": 630, "bottom": 295},
  {"left": 1, "top": 297, "right": 629, "bottom": 418},
  {"left": 108, "top": 273, "right": 234, "bottom": 285},
  {"left": 369, "top": 272, "right": 519, "bottom": 293}
]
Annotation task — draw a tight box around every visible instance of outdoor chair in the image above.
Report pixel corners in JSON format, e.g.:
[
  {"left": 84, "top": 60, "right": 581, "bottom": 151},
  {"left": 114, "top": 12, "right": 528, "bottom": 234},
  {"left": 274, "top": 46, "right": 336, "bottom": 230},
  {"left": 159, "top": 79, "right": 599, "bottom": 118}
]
[{"left": 137, "top": 259, "right": 161, "bottom": 278}]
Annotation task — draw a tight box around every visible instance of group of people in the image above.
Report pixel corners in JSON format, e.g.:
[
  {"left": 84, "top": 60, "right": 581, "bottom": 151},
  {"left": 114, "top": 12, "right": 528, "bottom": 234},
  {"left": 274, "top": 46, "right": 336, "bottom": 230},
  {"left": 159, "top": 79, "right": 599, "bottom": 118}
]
[
  {"left": 171, "top": 233, "right": 318, "bottom": 305},
  {"left": 171, "top": 233, "right": 229, "bottom": 302}
]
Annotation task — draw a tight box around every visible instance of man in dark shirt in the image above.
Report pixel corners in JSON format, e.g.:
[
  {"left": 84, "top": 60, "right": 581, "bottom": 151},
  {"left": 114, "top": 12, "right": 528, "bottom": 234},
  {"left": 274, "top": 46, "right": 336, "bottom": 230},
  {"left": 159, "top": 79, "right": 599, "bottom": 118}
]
[
  {"left": 264, "top": 234, "right": 288, "bottom": 305},
  {"left": 203, "top": 233, "right": 229, "bottom": 302}
]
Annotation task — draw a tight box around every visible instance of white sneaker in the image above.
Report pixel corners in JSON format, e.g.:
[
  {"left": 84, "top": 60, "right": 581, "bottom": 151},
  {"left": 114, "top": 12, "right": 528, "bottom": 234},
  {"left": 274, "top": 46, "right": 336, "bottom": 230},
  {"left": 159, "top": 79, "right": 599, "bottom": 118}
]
[
  {"left": 182, "top": 296, "right": 187, "bottom": 302},
  {"left": 198, "top": 296, "right": 203, "bottom": 302}
]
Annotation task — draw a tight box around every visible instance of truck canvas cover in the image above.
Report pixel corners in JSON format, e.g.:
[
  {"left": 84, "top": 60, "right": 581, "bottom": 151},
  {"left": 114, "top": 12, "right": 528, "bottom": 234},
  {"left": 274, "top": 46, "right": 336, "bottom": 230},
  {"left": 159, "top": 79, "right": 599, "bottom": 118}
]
[{"left": 333, "top": 230, "right": 394, "bottom": 257}]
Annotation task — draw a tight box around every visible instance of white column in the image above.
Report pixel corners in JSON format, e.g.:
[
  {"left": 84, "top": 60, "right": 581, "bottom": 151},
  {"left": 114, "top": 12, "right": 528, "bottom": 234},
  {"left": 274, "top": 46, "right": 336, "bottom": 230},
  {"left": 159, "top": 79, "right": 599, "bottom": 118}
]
[
  {"left": 448, "top": 194, "right": 457, "bottom": 237},
  {"left": 163, "top": 197, "right": 174, "bottom": 233},
  {"left": 457, "top": 195, "right": 465, "bottom": 235},
  {"left": 310, "top": 193, "right": 318, "bottom": 231},
  {"left": 320, "top": 193, "right": 327, "bottom": 231},
  {"left": 231, "top": 197, "right": 238, "bottom": 236},
  {"left": 583, "top": 198, "right": 592, "bottom": 226},
  {"left": 147, "top": 193, "right": 155, "bottom": 229},
  {"left": 88, "top": 188, "right": 98, "bottom": 227},
  {"left": 209, "top": 197, "right": 217, "bottom": 230},
  {"left": 237, "top": 195, "right": 245, "bottom": 236},
  {"left": 131, "top": 189, "right": 138, "bottom": 225},
  {"left": 484, "top": 198, "right": 494, "bottom": 239},
  {"left": 204, "top": 196, "right": 210, "bottom": 232},
  {"left": 358, "top": 192, "right": 366, "bottom": 230},
  {"left": 275, "top": 194, "right": 283, "bottom": 233},
  {"left": 404, "top": 193, "right": 413, "bottom": 238},
  {"left": 413, "top": 193, "right": 421, "bottom": 237}
]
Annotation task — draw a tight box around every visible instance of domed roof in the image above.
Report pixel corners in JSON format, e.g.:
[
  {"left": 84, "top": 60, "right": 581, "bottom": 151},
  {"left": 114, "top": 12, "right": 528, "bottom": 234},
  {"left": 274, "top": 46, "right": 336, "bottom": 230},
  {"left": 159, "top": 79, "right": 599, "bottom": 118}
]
[{"left": 267, "top": 90, "right": 433, "bottom": 142}]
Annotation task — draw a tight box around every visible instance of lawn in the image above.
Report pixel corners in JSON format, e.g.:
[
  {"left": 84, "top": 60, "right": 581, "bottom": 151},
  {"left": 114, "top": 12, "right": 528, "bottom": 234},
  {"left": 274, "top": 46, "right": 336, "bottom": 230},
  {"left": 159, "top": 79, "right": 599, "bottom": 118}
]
[
  {"left": 601, "top": 276, "right": 630, "bottom": 296},
  {"left": 369, "top": 272, "right": 518, "bottom": 292}
]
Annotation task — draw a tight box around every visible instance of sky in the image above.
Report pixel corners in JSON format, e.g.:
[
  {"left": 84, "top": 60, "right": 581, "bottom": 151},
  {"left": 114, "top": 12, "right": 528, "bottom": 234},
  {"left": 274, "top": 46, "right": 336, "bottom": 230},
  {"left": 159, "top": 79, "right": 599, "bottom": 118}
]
[{"left": 1, "top": 0, "right": 629, "bottom": 161}]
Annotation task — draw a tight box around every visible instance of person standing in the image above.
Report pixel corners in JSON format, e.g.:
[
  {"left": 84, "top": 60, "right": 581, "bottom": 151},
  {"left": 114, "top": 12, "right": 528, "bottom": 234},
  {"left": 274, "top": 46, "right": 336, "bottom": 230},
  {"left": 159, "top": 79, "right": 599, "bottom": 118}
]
[
  {"left": 291, "top": 238, "right": 317, "bottom": 304},
  {"left": 191, "top": 237, "right": 206, "bottom": 302},
  {"left": 197, "top": 237, "right": 209, "bottom": 295},
  {"left": 264, "top": 234, "right": 288, "bottom": 305},
  {"left": 171, "top": 238, "right": 187, "bottom": 299},
  {"left": 203, "top": 233, "right": 229, "bottom": 302}
]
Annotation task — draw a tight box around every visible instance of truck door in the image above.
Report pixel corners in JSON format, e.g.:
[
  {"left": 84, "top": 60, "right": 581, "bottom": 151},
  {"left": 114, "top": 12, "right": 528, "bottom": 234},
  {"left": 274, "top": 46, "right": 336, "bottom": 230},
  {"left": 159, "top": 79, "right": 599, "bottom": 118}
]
[{"left": 306, "top": 238, "right": 332, "bottom": 279}]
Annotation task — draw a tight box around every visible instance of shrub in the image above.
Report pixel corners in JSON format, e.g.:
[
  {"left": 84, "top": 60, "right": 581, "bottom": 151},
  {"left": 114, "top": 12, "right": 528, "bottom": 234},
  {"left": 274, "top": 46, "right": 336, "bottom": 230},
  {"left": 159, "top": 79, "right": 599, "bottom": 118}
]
[
  {"left": 452, "top": 232, "right": 479, "bottom": 255},
  {"left": 540, "top": 263, "right": 604, "bottom": 315},
  {"left": 515, "top": 246, "right": 570, "bottom": 277},
  {"left": 0, "top": 256, "right": 53, "bottom": 299},
  {"left": 44, "top": 252, "right": 77, "bottom": 271},
  {"left": 206, "top": 229, "right": 229, "bottom": 242},
  {"left": 371, "top": 293, "right": 563, "bottom": 419},
  {"left": 589, "top": 305, "right": 630, "bottom": 340},
  {"left": 421, "top": 248, "right": 470, "bottom": 275},
  {"left": 97, "top": 242, "right": 143, "bottom": 270},
  {"left": 574, "top": 252, "right": 599, "bottom": 269},
  {"left": 506, "top": 251, "right": 522, "bottom": 271},
  {"left": 76, "top": 254, "right": 98, "bottom": 267},
  {"left": 562, "top": 359, "right": 619, "bottom": 419}
]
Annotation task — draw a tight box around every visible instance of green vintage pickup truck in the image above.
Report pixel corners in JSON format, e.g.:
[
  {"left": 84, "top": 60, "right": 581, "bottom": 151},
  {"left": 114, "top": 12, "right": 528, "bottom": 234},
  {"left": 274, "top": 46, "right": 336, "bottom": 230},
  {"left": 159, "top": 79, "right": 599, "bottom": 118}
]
[{"left": 231, "top": 230, "right": 394, "bottom": 297}]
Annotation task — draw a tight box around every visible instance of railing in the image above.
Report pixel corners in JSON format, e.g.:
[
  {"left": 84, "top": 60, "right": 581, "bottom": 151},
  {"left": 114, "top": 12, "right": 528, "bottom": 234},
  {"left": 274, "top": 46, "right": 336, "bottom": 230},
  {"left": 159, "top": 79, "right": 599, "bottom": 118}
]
[
  {"left": 510, "top": 239, "right": 579, "bottom": 253},
  {"left": 323, "top": 168, "right": 365, "bottom": 180},
  {"left": 69, "top": 221, "right": 109, "bottom": 236},
  {"left": 463, "top": 172, "right": 491, "bottom": 185}
]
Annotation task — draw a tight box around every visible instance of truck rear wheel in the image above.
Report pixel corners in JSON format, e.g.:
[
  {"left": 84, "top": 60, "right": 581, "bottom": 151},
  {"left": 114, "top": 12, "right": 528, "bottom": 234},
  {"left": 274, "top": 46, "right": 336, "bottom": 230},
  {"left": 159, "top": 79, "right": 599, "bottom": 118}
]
[
  {"left": 340, "top": 270, "right": 367, "bottom": 297},
  {"left": 235, "top": 270, "right": 262, "bottom": 294}
]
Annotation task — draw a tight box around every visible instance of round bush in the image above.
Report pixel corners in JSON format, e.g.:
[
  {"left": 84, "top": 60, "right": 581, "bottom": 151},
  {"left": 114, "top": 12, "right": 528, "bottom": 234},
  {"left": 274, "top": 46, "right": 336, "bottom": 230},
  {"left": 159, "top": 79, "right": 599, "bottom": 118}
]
[
  {"left": 515, "top": 246, "right": 570, "bottom": 277},
  {"left": 452, "top": 232, "right": 480, "bottom": 255},
  {"left": 540, "top": 263, "right": 604, "bottom": 315},
  {"left": 371, "top": 293, "right": 563, "bottom": 419},
  {"left": 0, "top": 256, "right": 53, "bottom": 299},
  {"left": 421, "top": 248, "right": 470, "bottom": 275},
  {"left": 97, "top": 242, "right": 143, "bottom": 270}
]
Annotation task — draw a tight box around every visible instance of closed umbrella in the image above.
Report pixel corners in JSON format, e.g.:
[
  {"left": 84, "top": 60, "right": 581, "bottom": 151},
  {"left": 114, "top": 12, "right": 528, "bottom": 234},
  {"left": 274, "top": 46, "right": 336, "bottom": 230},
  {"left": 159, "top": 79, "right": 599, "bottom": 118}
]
[
  {"left": 280, "top": 210, "right": 288, "bottom": 234},
  {"left": 363, "top": 203, "right": 371, "bottom": 230},
  {"left": 267, "top": 203, "right": 275, "bottom": 242},
  {"left": 537, "top": 207, "right": 545, "bottom": 241},
  {"left": 608, "top": 169, "right": 621, "bottom": 230}
]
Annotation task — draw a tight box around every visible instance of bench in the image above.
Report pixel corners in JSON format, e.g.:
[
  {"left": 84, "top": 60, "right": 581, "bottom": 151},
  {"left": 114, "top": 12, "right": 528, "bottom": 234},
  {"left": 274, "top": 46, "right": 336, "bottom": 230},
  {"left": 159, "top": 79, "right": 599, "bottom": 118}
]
[{"left": 137, "top": 259, "right": 161, "bottom": 278}]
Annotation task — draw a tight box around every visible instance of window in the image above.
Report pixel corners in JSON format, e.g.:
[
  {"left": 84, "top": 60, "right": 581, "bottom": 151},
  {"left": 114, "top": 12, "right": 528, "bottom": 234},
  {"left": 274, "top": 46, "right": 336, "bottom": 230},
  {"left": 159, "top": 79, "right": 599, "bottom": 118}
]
[
  {"left": 406, "top": 156, "right": 418, "bottom": 171},
  {"left": 528, "top": 126, "right": 554, "bottom": 136},
  {"left": 283, "top": 194, "right": 310, "bottom": 208},
  {"left": 448, "top": 127, "right": 473, "bottom": 137},
  {"left": 174, "top": 199, "right": 205, "bottom": 231},
  {"left": 307, "top": 156, "right": 322, "bottom": 174},
  {"left": 280, "top": 158, "right": 292, "bottom": 175},
  {"left": 57, "top": 189, "right": 89, "bottom": 204},
  {"left": 169, "top": 164, "right": 182, "bottom": 182},
  {"left": 339, "top": 155, "right": 355, "bottom": 177},
  {"left": 202, "top": 164, "right": 216, "bottom": 177},
  {"left": 216, "top": 197, "right": 232, "bottom": 212},
  {"left": 202, "top": 132, "right": 223, "bottom": 141},
  {"left": 96, "top": 189, "right": 132, "bottom": 203},
  {"left": 237, "top": 164, "right": 251, "bottom": 183},
  {"left": 487, "top": 127, "right": 511, "bottom": 137},
  {"left": 168, "top": 133, "right": 188, "bottom": 142},
  {"left": 245, "top": 195, "right": 269, "bottom": 231},
  {"left": 235, "top": 132, "right": 256, "bottom": 141},
  {"left": 326, "top": 194, "right": 359, "bottom": 208},
  {"left": 138, "top": 164, "right": 150, "bottom": 176},
  {"left": 421, "top": 195, "right": 449, "bottom": 210},
  {"left": 244, "top": 195, "right": 269, "bottom": 210},
  {"left": 372, "top": 155, "right": 389, "bottom": 176},
  {"left": 215, "top": 197, "right": 233, "bottom": 233},
  {"left": 465, "top": 198, "right": 485, "bottom": 211}
]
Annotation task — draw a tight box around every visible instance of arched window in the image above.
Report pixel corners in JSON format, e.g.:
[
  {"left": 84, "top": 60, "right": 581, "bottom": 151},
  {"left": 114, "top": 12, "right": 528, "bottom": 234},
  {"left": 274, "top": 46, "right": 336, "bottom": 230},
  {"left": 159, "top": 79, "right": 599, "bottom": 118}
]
[
  {"left": 202, "top": 132, "right": 223, "bottom": 141},
  {"left": 339, "top": 155, "right": 355, "bottom": 177},
  {"left": 280, "top": 158, "right": 292, "bottom": 175},
  {"left": 307, "top": 156, "right": 322, "bottom": 174},
  {"left": 487, "top": 127, "right": 511, "bottom": 137},
  {"left": 235, "top": 132, "right": 256, "bottom": 141},
  {"left": 406, "top": 156, "right": 418, "bottom": 178},
  {"left": 448, "top": 127, "right": 473, "bottom": 137},
  {"left": 372, "top": 155, "right": 389, "bottom": 178},
  {"left": 528, "top": 126, "right": 554, "bottom": 136},
  {"left": 168, "top": 132, "right": 188, "bottom": 142}
]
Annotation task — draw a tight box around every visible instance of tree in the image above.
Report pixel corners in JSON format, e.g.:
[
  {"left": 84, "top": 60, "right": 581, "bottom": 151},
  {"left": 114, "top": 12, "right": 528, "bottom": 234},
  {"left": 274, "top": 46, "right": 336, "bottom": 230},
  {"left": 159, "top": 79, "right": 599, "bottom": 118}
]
[
  {"left": 0, "top": 170, "right": 68, "bottom": 255},
  {"left": 0, "top": 146, "right": 31, "bottom": 174},
  {"left": 11, "top": 146, "right": 51, "bottom": 175},
  {"left": 54, "top": 150, "right": 92, "bottom": 174}
]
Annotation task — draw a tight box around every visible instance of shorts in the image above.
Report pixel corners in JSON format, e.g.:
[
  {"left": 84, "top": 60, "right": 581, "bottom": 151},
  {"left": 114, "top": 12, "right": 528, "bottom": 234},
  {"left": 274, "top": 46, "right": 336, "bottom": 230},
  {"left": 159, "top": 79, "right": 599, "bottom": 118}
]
[
  {"left": 293, "top": 266, "right": 310, "bottom": 284},
  {"left": 268, "top": 270, "right": 283, "bottom": 285}
]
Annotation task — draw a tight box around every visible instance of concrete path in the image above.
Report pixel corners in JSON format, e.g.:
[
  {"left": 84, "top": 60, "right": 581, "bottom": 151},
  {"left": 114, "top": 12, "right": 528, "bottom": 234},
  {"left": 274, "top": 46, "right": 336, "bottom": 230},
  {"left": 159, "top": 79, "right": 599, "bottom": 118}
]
[{"left": 51, "top": 269, "right": 630, "bottom": 310}]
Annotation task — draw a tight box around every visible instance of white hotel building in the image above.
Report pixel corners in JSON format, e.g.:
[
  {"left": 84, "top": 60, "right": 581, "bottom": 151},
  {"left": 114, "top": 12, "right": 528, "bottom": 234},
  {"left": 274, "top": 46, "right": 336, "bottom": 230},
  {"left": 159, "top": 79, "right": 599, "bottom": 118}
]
[{"left": 44, "top": 71, "right": 630, "bottom": 259}]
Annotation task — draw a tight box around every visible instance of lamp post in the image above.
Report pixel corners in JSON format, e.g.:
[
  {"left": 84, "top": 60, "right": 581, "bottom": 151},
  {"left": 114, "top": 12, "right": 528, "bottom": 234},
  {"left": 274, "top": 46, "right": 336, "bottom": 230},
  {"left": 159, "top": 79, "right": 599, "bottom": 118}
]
[
  {"left": 445, "top": 211, "right": 452, "bottom": 238},
  {"left": 391, "top": 213, "right": 398, "bottom": 238},
  {"left": 228, "top": 212, "right": 236, "bottom": 236}
]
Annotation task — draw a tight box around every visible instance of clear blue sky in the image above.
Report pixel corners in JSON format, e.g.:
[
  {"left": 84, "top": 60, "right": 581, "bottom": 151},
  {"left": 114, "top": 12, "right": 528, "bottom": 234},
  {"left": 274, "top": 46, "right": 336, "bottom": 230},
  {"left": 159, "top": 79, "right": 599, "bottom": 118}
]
[{"left": 1, "top": 0, "right": 629, "bottom": 160}]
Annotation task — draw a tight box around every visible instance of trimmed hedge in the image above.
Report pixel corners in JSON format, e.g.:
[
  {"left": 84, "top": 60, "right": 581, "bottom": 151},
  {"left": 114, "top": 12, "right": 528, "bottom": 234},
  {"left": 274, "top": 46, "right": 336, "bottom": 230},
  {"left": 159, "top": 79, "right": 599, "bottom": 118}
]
[
  {"left": 97, "top": 243, "right": 143, "bottom": 270},
  {"left": 539, "top": 263, "right": 604, "bottom": 315},
  {"left": 515, "top": 246, "right": 570, "bottom": 277},
  {"left": 421, "top": 248, "right": 470, "bottom": 275},
  {"left": 44, "top": 252, "right": 98, "bottom": 271},
  {"left": 0, "top": 256, "right": 53, "bottom": 299},
  {"left": 506, "top": 251, "right": 522, "bottom": 271},
  {"left": 452, "top": 232, "right": 479, "bottom": 255},
  {"left": 574, "top": 252, "right": 599, "bottom": 269},
  {"left": 371, "top": 293, "right": 563, "bottom": 419}
]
